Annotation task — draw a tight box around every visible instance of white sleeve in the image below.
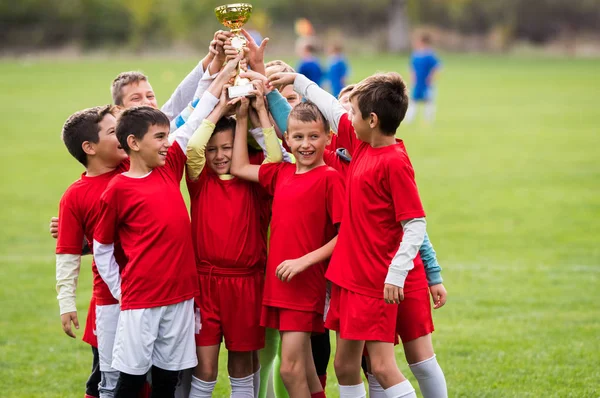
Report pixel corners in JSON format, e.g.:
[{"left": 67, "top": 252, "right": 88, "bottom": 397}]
[
  {"left": 249, "top": 127, "right": 292, "bottom": 163},
  {"left": 161, "top": 61, "right": 205, "bottom": 121},
  {"left": 170, "top": 90, "right": 220, "bottom": 152},
  {"left": 385, "top": 218, "right": 427, "bottom": 288},
  {"left": 92, "top": 240, "right": 122, "bottom": 301},
  {"left": 56, "top": 254, "right": 81, "bottom": 315},
  {"left": 293, "top": 74, "right": 346, "bottom": 133}
]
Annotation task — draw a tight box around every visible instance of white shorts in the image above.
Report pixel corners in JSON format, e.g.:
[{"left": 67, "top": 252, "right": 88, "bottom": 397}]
[
  {"left": 111, "top": 299, "right": 197, "bottom": 375},
  {"left": 96, "top": 303, "right": 120, "bottom": 372}
]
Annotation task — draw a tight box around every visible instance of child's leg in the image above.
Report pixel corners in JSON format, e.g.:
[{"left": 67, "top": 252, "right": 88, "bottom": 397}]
[
  {"left": 258, "top": 328, "right": 280, "bottom": 398},
  {"left": 190, "top": 345, "right": 220, "bottom": 397},
  {"left": 404, "top": 101, "right": 418, "bottom": 124},
  {"left": 114, "top": 373, "right": 146, "bottom": 398},
  {"left": 423, "top": 89, "right": 436, "bottom": 124},
  {"left": 86, "top": 347, "right": 101, "bottom": 398},
  {"left": 228, "top": 351, "right": 255, "bottom": 398},
  {"left": 150, "top": 366, "right": 180, "bottom": 398},
  {"left": 251, "top": 351, "right": 261, "bottom": 398},
  {"left": 279, "top": 331, "right": 311, "bottom": 397},
  {"left": 273, "top": 338, "right": 290, "bottom": 398},
  {"left": 310, "top": 330, "right": 331, "bottom": 389},
  {"left": 333, "top": 333, "right": 366, "bottom": 397},
  {"left": 304, "top": 338, "right": 324, "bottom": 396},
  {"left": 96, "top": 304, "right": 121, "bottom": 398},
  {"left": 404, "top": 335, "right": 447, "bottom": 398},
  {"left": 365, "top": 341, "right": 415, "bottom": 398}
]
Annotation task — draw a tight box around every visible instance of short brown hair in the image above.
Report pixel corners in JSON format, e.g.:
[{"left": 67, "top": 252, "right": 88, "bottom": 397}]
[
  {"left": 265, "top": 60, "right": 296, "bottom": 74},
  {"left": 338, "top": 84, "right": 355, "bottom": 99},
  {"left": 116, "top": 106, "right": 170, "bottom": 154},
  {"left": 288, "top": 101, "right": 330, "bottom": 133},
  {"left": 111, "top": 71, "right": 148, "bottom": 106},
  {"left": 213, "top": 116, "right": 236, "bottom": 137},
  {"left": 61, "top": 105, "right": 114, "bottom": 166},
  {"left": 349, "top": 73, "right": 409, "bottom": 135}
]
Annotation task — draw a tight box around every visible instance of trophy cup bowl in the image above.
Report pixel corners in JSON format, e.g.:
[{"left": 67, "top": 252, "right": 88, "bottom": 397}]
[{"left": 215, "top": 3, "right": 254, "bottom": 98}]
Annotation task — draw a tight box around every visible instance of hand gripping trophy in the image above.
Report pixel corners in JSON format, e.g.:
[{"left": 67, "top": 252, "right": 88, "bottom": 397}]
[{"left": 215, "top": 3, "right": 254, "bottom": 98}]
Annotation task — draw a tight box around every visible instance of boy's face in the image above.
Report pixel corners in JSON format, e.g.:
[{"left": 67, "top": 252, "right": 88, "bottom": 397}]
[
  {"left": 285, "top": 118, "right": 331, "bottom": 170},
  {"left": 348, "top": 97, "right": 371, "bottom": 142},
  {"left": 93, "top": 113, "right": 127, "bottom": 167},
  {"left": 206, "top": 129, "right": 234, "bottom": 175},
  {"left": 131, "top": 124, "right": 170, "bottom": 168},
  {"left": 339, "top": 92, "right": 351, "bottom": 113},
  {"left": 281, "top": 85, "right": 301, "bottom": 107},
  {"left": 121, "top": 81, "right": 158, "bottom": 109}
]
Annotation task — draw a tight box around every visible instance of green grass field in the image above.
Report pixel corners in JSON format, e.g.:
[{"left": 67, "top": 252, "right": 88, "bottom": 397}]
[{"left": 0, "top": 53, "right": 599, "bottom": 397}]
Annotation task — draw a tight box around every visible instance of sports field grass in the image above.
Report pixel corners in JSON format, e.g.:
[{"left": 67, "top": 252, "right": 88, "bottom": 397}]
[{"left": 0, "top": 53, "right": 598, "bottom": 397}]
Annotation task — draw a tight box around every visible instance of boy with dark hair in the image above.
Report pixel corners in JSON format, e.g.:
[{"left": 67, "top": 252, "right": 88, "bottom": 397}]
[
  {"left": 267, "top": 71, "right": 448, "bottom": 398},
  {"left": 56, "top": 105, "right": 129, "bottom": 398},
  {"left": 92, "top": 57, "right": 240, "bottom": 398},
  {"left": 231, "top": 94, "right": 344, "bottom": 398}
]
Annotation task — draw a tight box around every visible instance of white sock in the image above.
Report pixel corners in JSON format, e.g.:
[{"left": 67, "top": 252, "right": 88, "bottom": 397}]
[
  {"left": 230, "top": 374, "right": 254, "bottom": 398},
  {"left": 189, "top": 375, "right": 216, "bottom": 398},
  {"left": 252, "top": 367, "right": 261, "bottom": 398},
  {"left": 367, "top": 373, "right": 386, "bottom": 398},
  {"left": 384, "top": 380, "right": 416, "bottom": 398},
  {"left": 339, "top": 382, "right": 367, "bottom": 398},
  {"left": 409, "top": 355, "right": 447, "bottom": 398}
]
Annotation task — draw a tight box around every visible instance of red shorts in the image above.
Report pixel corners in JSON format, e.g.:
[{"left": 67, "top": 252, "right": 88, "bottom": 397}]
[
  {"left": 397, "top": 287, "right": 434, "bottom": 343},
  {"left": 261, "top": 306, "right": 325, "bottom": 334},
  {"left": 82, "top": 295, "right": 98, "bottom": 347},
  {"left": 195, "top": 271, "right": 265, "bottom": 351},
  {"left": 325, "top": 284, "right": 398, "bottom": 343}
]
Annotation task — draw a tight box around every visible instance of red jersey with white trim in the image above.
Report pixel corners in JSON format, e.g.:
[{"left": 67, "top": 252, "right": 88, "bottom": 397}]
[
  {"left": 258, "top": 162, "right": 345, "bottom": 313},
  {"left": 186, "top": 168, "right": 269, "bottom": 274},
  {"left": 326, "top": 114, "right": 427, "bottom": 298},
  {"left": 56, "top": 160, "right": 129, "bottom": 306},
  {"left": 94, "top": 142, "right": 198, "bottom": 310}
]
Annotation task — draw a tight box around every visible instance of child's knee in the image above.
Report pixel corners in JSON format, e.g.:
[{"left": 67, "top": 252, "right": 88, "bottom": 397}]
[
  {"left": 228, "top": 351, "right": 254, "bottom": 378},
  {"left": 194, "top": 361, "right": 218, "bottom": 382},
  {"left": 279, "top": 357, "right": 305, "bottom": 384},
  {"left": 334, "top": 356, "right": 361, "bottom": 380}
]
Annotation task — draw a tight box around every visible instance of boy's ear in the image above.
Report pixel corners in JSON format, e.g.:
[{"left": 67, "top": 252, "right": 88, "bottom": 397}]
[
  {"left": 369, "top": 112, "right": 379, "bottom": 129},
  {"left": 283, "top": 131, "right": 291, "bottom": 148},
  {"left": 81, "top": 141, "right": 96, "bottom": 156},
  {"left": 126, "top": 134, "right": 139, "bottom": 152},
  {"left": 325, "top": 129, "right": 332, "bottom": 146}
]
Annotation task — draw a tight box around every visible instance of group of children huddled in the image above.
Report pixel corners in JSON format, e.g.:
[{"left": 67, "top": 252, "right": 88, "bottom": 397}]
[{"left": 52, "top": 28, "right": 447, "bottom": 398}]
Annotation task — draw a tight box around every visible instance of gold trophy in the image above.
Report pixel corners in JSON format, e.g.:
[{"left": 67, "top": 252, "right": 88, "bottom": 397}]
[{"left": 215, "top": 3, "right": 254, "bottom": 98}]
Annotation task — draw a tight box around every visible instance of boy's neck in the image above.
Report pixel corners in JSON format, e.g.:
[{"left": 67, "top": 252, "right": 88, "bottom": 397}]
[
  {"left": 295, "top": 159, "right": 325, "bottom": 174},
  {"left": 368, "top": 129, "right": 397, "bottom": 148},
  {"left": 125, "top": 156, "right": 153, "bottom": 177},
  {"left": 85, "top": 158, "right": 119, "bottom": 177}
]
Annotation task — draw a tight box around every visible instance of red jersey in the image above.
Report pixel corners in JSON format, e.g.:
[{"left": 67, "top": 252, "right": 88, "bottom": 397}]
[
  {"left": 186, "top": 168, "right": 269, "bottom": 275},
  {"left": 326, "top": 114, "right": 427, "bottom": 298},
  {"left": 94, "top": 142, "right": 198, "bottom": 310},
  {"left": 258, "top": 162, "right": 345, "bottom": 313},
  {"left": 56, "top": 160, "right": 129, "bottom": 306}
]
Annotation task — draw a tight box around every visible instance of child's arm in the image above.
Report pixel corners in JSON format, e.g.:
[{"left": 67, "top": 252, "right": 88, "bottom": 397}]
[
  {"left": 385, "top": 218, "right": 427, "bottom": 304},
  {"left": 92, "top": 190, "right": 123, "bottom": 302},
  {"left": 170, "top": 56, "right": 240, "bottom": 152},
  {"left": 276, "top": 235, "right": 338, "bottom": 282},
  {"left": 161, "top": 30, "right": 231, "bottom": 121},
  {"left": 241, "top": 28, "right": 269, "bottom": 77},
  {"left": 186, "top": 85, "right": 232, "bottom": 180},
  {"left": 268, "top": 72, "right": 346, "bottom": 132},
  {"left": 231, "top": 98, "right": 262, "bottom": 182},
  {"left": 249, "top": 80, "right": 283, "bottom": 164},
  {"left": 56, "top": 253, "right": 81, "bottom": 338},
  {"left": 420, "top": 232, "right": 447, "bottom": 309}
]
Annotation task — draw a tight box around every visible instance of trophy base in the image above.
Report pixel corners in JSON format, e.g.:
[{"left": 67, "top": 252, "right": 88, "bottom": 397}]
[{"left": 228, "top": 84, "right": 255, "bottom": 98}]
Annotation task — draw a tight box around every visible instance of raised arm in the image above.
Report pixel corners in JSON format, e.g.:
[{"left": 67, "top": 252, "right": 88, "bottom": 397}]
[
  {"left": 250, "top": 80, "right": 283, "bottom": 164},
  {"left": 230, "top": 98, "right": 261, "bottom": 182}
]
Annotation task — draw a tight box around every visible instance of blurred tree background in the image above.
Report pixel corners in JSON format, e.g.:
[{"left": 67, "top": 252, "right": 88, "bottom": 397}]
[{"left": 1, "top": 0, "right": 599, "bottom": 53}]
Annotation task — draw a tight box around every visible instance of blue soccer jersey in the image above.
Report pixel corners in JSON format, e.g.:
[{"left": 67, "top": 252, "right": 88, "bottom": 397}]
[
  {"left": 410, "top": 50, "right": 440, "bottom": 101},
  {"left": 298, "top": 57, "right": 324, "bottom": 86},
  {"left": 327, "top": 55, "right": 349, "bottom": 98}
]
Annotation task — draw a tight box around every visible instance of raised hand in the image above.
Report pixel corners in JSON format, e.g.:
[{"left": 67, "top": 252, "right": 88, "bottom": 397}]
[
  {"left": 267, "top": 72, "right": 298, "bottom": 90},
  {"left": 241, "top": 29, "right": 269, "bottom": 71}
]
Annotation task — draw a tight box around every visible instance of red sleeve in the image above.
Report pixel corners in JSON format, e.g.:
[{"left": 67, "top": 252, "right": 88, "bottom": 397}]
[
  {"left": 185, "top": 167, "right": 208, "bottom": 200},
  {"left": 164, "top": 141, "right": 187, "bottom": 181},
  {"left": 56, "top": 189, "right": 84, "bottom": 254},
  {"left": 336, "top": 113, "right": 359, "bottom": 156},
  {"left": 93, "top": 186, "right": 119, "bottom": 245},
  {"left": 326, "top": 170, "right": 346, "bottom": 225},
  {"left": 387, "top": 158, "right": 426, "bottom": 222},
  {"left": 323, "top": 149, "right": 348, "bottom": 179},
  {"left": 258, "top": 162, "right": 286, "bottom": 196}
]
